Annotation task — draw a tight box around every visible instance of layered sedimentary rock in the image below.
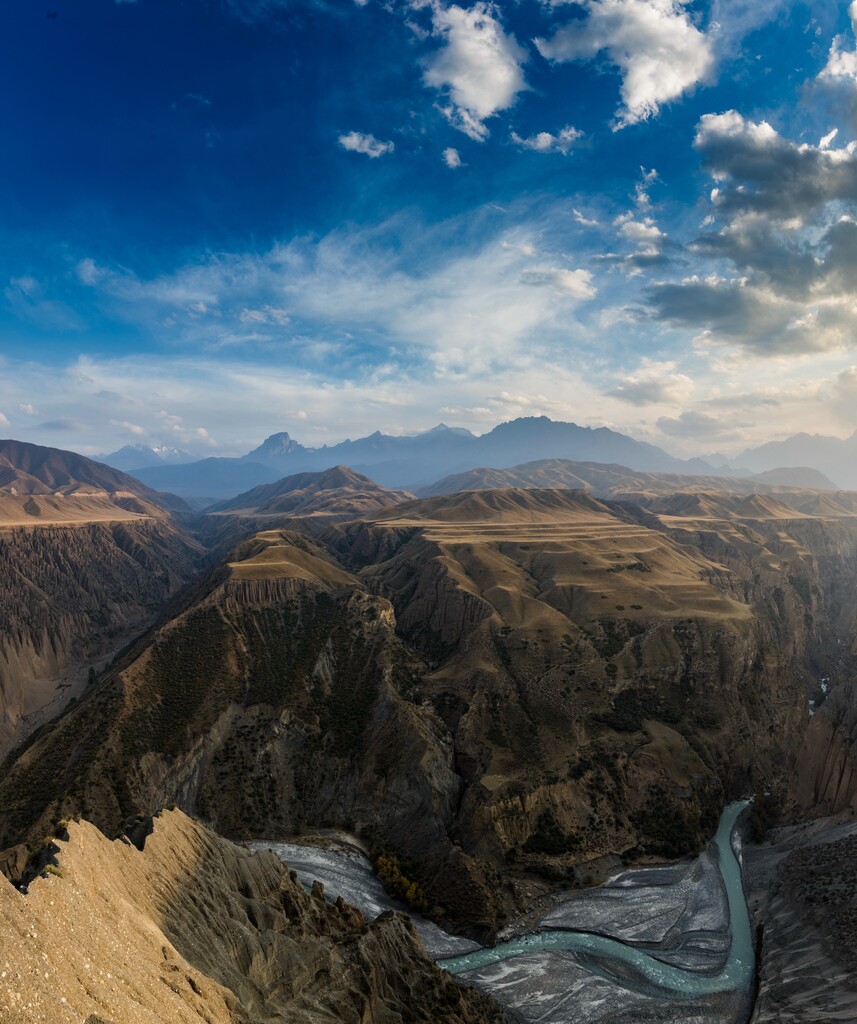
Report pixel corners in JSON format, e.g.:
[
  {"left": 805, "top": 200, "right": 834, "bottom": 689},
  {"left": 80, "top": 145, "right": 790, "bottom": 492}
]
[{"left": 0, "top": 809, "right": 508, "bottom": 1024}]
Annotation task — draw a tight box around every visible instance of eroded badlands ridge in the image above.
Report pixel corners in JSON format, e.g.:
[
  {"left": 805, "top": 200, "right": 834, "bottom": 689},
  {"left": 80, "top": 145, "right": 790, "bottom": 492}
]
[{"left": 0, "top": 808, "right": 508, "bottom": 1024}]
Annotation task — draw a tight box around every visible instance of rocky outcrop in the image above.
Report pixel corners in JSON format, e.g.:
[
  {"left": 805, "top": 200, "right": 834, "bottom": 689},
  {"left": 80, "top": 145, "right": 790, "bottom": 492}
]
[
  {"left": 0, "top": 809, "right": 509, "bottom": 1024},
  {"left": 746, "top": 818, "right": 857, "bottom": 1023},
  {"left": 790, "top": 673, "right": 857, "bottom": 815}
]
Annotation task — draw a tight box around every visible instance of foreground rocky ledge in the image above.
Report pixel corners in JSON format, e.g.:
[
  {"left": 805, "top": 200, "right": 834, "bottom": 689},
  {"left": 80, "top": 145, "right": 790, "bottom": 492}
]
[{"left": 0, "top": 810, "right": 511, "bottom": 1024}]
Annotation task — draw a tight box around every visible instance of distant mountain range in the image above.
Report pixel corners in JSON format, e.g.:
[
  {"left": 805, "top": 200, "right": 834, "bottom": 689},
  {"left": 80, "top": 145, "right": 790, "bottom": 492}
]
[
  {"left": 98, "top": 443, "right": 198, "bottom": 473},
  {"left": 131, "top": 416, "right": 726, "bottom": 500},
  {"left": 95, "top": 418, "right": 856, "bottom": 501}
]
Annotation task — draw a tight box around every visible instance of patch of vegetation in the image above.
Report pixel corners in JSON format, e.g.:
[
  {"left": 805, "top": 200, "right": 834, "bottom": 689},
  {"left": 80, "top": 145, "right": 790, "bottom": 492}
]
[
  {"left": 523, "top": 809, "right": 580, "bottom": 855},
  {"left": 374, "top": 851, "right": 429, "bottom": 912},
  {"left": 633, "top": 783, "right": 713, "bottom": 858},
  {"left": 747, "top": 790, "right": 780, "bottom": 842}
]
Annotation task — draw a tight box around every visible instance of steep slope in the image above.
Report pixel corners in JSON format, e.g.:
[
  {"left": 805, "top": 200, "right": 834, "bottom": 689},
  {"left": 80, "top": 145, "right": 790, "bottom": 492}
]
[
  {"left": 2, "top": 487, "right": 841, "bottom": 939},
  {"left": 0, "top": 809, "right": 508, "bottom": 1024},
  {"left": 0, "top": 438, "right": 167, "bottom": 497}
]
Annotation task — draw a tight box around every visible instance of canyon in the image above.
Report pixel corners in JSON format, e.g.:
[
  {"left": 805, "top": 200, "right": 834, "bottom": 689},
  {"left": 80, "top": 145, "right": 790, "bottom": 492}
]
[{"left": 3, "top": 439, "right": 857, "bottom": 1021}]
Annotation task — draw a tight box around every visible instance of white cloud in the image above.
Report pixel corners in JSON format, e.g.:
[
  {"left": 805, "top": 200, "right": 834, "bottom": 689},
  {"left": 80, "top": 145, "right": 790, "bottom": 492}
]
[
  {"left": 536, "top": 0, "right": 714, "bottom": 128},
  {"left": 239, "top": 305, "right": 290, "bottom": 325},
  {"left": 19, "top": 403, "right": 37, "bottom": 416},
  {"left": 111, "top": 419, "right": 146, "bottom": 436},
  {"left": 73, "top": 213, "right": 601, "bottom": 380},
  {"left": 442, "top": 147, "right": 463, "bottom": 168},
  {"left": 607, "top": 361, "right": 694, "bottom": 405},
  {"left": 0, "top": 411, "right": 9, "bottom": 427},
  {"left": 819, "top": 1, "right": 857, "bottom": 87},
  {"left": 615, "top": 212, "right": 665, "bottom": 244},
  {"left": 338, "top": 131, "right": 395, "bottom": 158},
  {"left": 511, "top": 125, "right": 582, "bottom": 154},
  {"left": 423, "top": 3, "right": 528, "bottom": 141},
  {"left": 634, "top": 166, "right": 659, "bottom": 207}
]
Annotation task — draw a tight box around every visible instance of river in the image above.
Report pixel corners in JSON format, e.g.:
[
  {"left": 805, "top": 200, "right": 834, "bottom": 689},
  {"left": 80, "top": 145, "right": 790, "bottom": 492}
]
[{"left": 255, "top": 800, "right": 754, "bottom": 1023}]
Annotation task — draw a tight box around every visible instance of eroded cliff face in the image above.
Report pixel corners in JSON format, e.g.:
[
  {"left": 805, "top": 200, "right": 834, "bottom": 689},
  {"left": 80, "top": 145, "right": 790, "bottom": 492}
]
[
  {"left": 0, "top": 809, "right": 509, "bottom": 1024},
  {"left": 0, "top": 517, "right": 201, "bottom": 756}
]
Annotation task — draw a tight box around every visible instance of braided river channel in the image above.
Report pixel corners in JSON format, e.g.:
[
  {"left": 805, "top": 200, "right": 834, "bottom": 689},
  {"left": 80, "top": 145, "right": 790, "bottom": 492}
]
[{"left": 257, "top": 800, "right": 755, "bottom": 1023}]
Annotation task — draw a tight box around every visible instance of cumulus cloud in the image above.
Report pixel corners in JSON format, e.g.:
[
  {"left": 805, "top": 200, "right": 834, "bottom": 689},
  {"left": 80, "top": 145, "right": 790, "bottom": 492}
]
[
  {"left": 648, "top": 276, "right": 857, "bottom": 355},
  {"left": 442, "top": 147, "right": 463, "bottom": 167},
  {"left": 819, "top": 1, "right": 857, "bottom": 88},
  {"left": 642, "top": 113, "right": 857, "bottom": 356},
  {"left": 510, "top": 125, "right": 582, "bottom": 154},
  {"left": 0, "top": 411, "right": 9, "bottom": 427},
  {"left": 607, "top": 361, "right": 694, "bottom": 405},
  {"left": 423, "top": 3, "right": 528, "bottom": 141},
  {"left": 111, "top": 419, "right": 146, "bottom": 436},
  {"left": 338, "top": 131, "right": 395, "bottom": 158},
  {"left": 615, "top": 212, "right": 665, "bottom": 244},
  {"left": 536, "top": 0, "right": 714, "bottom": 128},
  {"left": 694, "top": 111, "right": 857, "bottom": 219}
]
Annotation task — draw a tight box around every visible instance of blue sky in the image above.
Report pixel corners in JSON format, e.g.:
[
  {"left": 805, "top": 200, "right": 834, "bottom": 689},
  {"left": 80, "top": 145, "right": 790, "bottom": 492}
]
[{"left": 1, "top": 0, "right": 857, "bottom": 457}]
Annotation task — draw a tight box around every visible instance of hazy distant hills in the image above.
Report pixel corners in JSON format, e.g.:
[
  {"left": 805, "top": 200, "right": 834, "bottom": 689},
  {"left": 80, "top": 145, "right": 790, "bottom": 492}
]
[
  {"left": 131, "top": 416, "right": 724, "bottom": 500},
  {"left": 731, "top": 432, "right": 857, "bottom": 488},
  {"left": 418, "top": 458, "right": 839, "bottom": 501}
]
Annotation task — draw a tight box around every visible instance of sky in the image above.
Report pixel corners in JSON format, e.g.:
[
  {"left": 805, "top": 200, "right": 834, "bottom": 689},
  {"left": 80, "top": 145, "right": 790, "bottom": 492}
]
[{"left": 1, "top": 0, "right": 857, "bottom": 458}]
